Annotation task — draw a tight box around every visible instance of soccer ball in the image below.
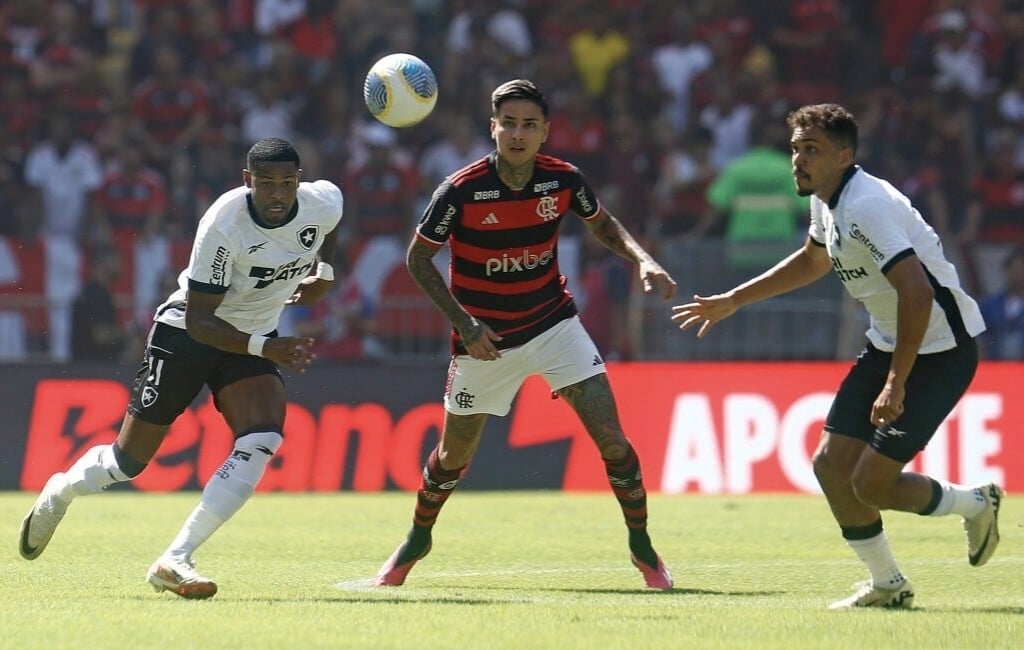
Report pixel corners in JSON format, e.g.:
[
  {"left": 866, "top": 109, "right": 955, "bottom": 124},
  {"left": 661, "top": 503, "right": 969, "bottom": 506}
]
[{"left": 363, "top": 53, "right": 438, "bottom": 128}]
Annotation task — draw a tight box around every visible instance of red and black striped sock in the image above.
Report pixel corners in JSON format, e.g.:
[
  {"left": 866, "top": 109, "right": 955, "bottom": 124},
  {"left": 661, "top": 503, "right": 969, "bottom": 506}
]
[
  {"left": 604, "top": 442, "right": 657, "bottom": 567},
  {"left": 403, "top": 447, "right": 464, "bottom": 556}
]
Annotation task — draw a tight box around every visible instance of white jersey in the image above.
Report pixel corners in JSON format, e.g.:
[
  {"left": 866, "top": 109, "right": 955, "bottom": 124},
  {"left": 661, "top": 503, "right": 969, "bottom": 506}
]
[
  {"left": 808, "top": 166, "right": 985, "bottom": 354},
  {"left": 155, "top": 180, "right": 343, "bottom": 335}
]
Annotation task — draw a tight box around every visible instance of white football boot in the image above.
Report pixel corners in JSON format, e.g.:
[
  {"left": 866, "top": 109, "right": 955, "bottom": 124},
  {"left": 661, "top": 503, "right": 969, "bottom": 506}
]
[
  {"left": 828, "top": 579, "right": 915, "bottom": 610},
  {"left": 963, "top": 483, "right": 1004, "bottom": 567},
  {"left": 19, "top": 473, "right": 71, "bottom": 560}
]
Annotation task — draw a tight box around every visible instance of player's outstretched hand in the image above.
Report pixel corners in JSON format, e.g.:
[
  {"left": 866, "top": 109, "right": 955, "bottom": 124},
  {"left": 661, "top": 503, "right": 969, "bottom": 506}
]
[
  {"left": 670, "top": 293, "right": 738, "bottom": 338},
  {"left": 639, "top": 261, "right": 678, "bottom": 300},
  {"left": 263, "top": 336, "right": 317, "bottom": 372},
  {"left": 286, "top": 277, "right": 332, "bottom": 306}
]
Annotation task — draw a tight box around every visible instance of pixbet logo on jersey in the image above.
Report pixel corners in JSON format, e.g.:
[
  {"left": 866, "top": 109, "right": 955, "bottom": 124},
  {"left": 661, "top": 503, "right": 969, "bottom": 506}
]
[{"left": 485, "top": 245, "right": 554, "bottom": 276}]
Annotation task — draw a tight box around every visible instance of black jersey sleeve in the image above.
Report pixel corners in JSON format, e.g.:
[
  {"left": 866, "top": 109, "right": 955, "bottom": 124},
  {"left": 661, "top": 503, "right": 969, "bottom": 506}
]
[
  {"left": 569, "top": 169, "right": 602, "bottom": 220},
  {"left": 415, "top": 180, "right": 461, "bottom": 245}
]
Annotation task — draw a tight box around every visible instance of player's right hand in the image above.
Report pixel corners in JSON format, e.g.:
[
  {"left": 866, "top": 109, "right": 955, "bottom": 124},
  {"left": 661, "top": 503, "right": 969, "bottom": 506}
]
[
  {"left": 459, "top": 318, "right": 503, "bottom": 361},
  {"left": 670, "top": 294, "right": 738, "bottom": 338},
  {"left": 262, "top": 336, "right": 317, "bottom": 372}
]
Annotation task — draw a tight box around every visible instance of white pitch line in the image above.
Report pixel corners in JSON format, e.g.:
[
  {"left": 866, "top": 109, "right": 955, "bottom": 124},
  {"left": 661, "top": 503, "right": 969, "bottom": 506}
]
[{"left": 334, "top": 555, "right": 1024, "bottom": 592}]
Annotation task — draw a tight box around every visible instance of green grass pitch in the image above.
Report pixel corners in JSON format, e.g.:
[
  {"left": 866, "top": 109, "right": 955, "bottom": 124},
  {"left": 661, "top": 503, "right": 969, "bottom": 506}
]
[{"left": 2, "top": 491, "right": 1021, "bottom": 649}]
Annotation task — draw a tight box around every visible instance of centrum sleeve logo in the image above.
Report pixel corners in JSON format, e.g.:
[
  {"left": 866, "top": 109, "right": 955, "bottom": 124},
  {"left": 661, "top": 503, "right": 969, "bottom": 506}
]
[
  {"left": 210, "top": 246, "right": 229, "bottom": 285},
  {"left": 848, "top": 223, "right": 885, "bottom": 262}
]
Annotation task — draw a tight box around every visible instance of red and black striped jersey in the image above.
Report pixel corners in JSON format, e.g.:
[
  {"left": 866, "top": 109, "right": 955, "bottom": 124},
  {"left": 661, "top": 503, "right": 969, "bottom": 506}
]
[{"left": 416, "top": 151, "right": 603, "bottom": 353}]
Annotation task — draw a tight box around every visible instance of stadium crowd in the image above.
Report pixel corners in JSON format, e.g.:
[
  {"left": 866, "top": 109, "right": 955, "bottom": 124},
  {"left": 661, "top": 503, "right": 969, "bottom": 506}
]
[{"left": 1, "top": 0, "right": 1023, "bottom": 363}]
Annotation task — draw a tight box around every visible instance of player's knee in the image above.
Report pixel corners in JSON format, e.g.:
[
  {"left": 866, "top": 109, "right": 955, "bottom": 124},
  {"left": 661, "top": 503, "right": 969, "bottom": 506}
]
[
  {"left": 850, "top": 467, "right": 894, "bottom": 509},
  {"left": 811, "top": 446, "right": 845, "bottom": 486}
]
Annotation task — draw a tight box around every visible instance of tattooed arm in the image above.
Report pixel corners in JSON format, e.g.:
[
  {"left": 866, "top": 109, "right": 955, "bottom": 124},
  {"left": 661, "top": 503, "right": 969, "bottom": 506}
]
[
  {"left": 584, "top": 210, "right": 678, "bottom": 300},
  {"left": 406, "top": 237, "right": 503, "bottom": 360}
]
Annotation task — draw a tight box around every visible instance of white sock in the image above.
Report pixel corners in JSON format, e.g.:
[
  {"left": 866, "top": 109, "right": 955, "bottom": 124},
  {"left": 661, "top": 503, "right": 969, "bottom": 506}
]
[
  {"left": 847, "top": 531, "right": 906, "bottom": 589},
  {"left": 926, "top": 480, "right": 986, "bottom": 518},
  {"left": 162, "top": 431, "right": 282, "bottom": 560},
  {"left": 60, "top": 445, "right": 132, "bottom": 499}
]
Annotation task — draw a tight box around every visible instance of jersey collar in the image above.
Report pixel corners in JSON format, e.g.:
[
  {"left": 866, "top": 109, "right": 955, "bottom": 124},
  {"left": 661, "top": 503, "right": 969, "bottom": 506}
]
[
  {"left": 827, "top": 165, "right": 860, "bottom": 209},
  {"left": 246, "top": 193, "right": 299, "bottom": 229}
]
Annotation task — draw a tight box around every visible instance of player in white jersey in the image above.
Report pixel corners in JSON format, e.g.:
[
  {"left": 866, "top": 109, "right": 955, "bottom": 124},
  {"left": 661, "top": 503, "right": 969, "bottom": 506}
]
[
  {"left": 671, "top": 104, "right": 1003, "bottom": 610},
  {"left": 19, "top": 138, "right": 342, "bottom": 599}
]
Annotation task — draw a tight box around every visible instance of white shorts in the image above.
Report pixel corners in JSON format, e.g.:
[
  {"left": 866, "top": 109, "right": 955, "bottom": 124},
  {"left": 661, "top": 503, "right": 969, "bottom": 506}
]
[{"left": 443, "top": 316, "right": 605, "bottom": 416}]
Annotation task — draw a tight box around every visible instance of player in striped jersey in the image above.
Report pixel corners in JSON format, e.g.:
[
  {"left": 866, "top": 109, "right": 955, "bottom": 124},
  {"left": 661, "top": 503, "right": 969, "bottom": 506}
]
[
  {"left": 375, "top": 79, "right": 678, "bottom": 590},
  {"left": 20, "top": 138, "right": 342, "bottom": 599},
  {"left": 673, "top": 104, "right": 1003, "bottom": 609}
]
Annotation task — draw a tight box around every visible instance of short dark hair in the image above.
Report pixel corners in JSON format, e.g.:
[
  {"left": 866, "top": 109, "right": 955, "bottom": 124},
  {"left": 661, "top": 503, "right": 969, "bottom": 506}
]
[
  {"left": 491, "top": 79, "right": 549, "bottom": 118},
  {"left": 246, "top": 137, "right": 300, "bottom": 170},
  {"left": 786, "top": 103, "right": 858, "bottom": 154}
]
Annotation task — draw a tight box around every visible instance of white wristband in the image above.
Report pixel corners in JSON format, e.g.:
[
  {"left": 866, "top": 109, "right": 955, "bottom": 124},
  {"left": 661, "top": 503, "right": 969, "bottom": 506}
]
[
  {"left": 316, "top": 261, "right": 334, "bottom": 281},
  {"left": 247, "top": 334, "right": 269, "bottom": 357}
]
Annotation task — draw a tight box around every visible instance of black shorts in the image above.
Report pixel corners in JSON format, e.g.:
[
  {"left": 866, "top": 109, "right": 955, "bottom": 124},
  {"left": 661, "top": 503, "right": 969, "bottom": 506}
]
[
  {"left": 127, "top": 322, "right": 282, "bottom": 426},
  {"left": 825, "top": 338, "right": 978, "bottom": 463}
]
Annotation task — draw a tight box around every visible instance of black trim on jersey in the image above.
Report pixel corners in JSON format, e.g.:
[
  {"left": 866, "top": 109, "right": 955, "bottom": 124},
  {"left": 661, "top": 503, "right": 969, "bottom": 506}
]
[
  {"left": 246, "top": 193, "right": 300, "bottom": 229},
  {"left": 880, "top": 247, "right": 915, "bottom": 275},
  {"left": 456, "top": 276, "right": 565, "bottom": 313},
  {"left": 156, "top": 300, "right": 187, "bottom": 317},
  {"left": 923, "top": 267, "right": 972, "bottom": 346},
  {"left": 810, "top": 237, "right": 826, "bottom": 247},
  {"left": 458, "top": 219, "right": 561, "bottom": 248},
  {"left": 827, "top": 165, "right": 860, "bottom": 209},
  {"left": 188, "top": 278, "right": 229, "bottom": 294}
]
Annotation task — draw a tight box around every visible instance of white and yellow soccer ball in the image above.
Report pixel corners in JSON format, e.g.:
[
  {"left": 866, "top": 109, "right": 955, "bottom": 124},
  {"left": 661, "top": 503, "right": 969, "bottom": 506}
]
[{"left": 363, "top": 53, "right": 438, "bottom": 128}]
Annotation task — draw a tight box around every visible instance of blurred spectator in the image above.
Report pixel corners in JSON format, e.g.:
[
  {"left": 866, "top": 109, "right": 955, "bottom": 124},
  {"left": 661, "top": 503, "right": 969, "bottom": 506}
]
[
  {"left": 127, "top": 5, "right": 188, "bottom": 86},
  {"left": 545, "top": 83, "right": 607, "bottom": 179},
  {"left": 704, "top": 123, "right": 809, "bottom": 269},
  {"left": 698, "top": 76, "right": 754, "bottom": 170},
  {"left": 186, "top": 2, "right": 240, "bottom": 81},
  {"left": 130, "top": 42, "right": 211, "bottom": 165},
  {"left": 978, "top": 246, "right": 1024, "bottom": 360},
  {"left": 344, "top": 123, "right": 419, "bottom": 309},
  {"left": 254, "top": 0, "right": 307, "bottom": 38},
  {"left": 241, "top": 75, "right": 300, "bottom": 143},
  {"left": 0, "top": 127, "right": 36, "bottom": 239},
  {"left": 651, "top": 126, "right": 717, "bottom": 241},
  {"left": 91, "top": 138, "right": 168, "bottom": 245},
  {"left": 577, "top": 231, "right": 634, "bottom": 361},
  {"left": 417, "top": 114, "right": 491, "bottom": 188},
  {"left": 601, "top": 112, "right": 658, "bottom": 234},
  {"left": 71, "top": 244, "right": 131, "bottom": 362},
  {"left": 91, "top": 137, "right": 172, "bottom": 326},
  {"left": 25, "top": 113, "right": 103, "bottom": 242},
  {"left": 0, "top": 69, "right": 41, "bottom": 157},
  {"left": 27, "top": 1, "right": 95, "bottom": 96},
  {"left": 764, "top": 0, "right": 843, "bottom": 102},
  {"left": 0, "top": 0, "right": 45, "bottom": 82},
  {"left": 650, "top": 7, "right": 713, "bottom": 133},
  {"left": 962, "top": 130, "right": 1024, "bottom": 294},
  {"left": 568, "top": 10, "right": 630, "bottom": 99},
  {"left": 291, "top": 252, "right": 384, "bottom": 361}
]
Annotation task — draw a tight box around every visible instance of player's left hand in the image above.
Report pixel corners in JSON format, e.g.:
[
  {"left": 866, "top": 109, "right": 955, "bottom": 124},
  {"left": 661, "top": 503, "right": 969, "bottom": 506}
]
[
  {"left": 639, "top": 261, "right": 677, "bottom": 300},
  {"left": 263, "top": 336, "right": 317, "bottom": 373},
  {"left": 286, "top": 277, "right": 332, "bottom": 306}
]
